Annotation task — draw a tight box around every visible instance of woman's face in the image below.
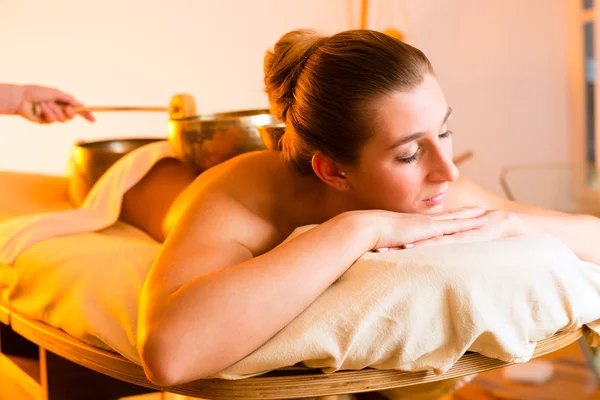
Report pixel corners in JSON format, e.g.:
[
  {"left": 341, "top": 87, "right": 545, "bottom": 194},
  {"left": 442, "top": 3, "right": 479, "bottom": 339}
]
[{"left": 344, "top": 74, "right": 458, "bottom": 215}]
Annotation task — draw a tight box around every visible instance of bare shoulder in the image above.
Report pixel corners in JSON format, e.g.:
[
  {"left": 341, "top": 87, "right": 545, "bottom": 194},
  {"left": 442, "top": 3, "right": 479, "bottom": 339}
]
[
  {"left": 444, "top": 177, "right": 579, "bottom": 226},
  {"left": 166, "top": 151, "right": 287, "bottom": 256},
  {"left": 187, "top": 151, "right": 281, "bottom": 190},
  {"left": 445, "top": 177, "right": 552, "bottom": 214},
  {"left": 190, "top": 150, "right": 285, "bottom": 214}
]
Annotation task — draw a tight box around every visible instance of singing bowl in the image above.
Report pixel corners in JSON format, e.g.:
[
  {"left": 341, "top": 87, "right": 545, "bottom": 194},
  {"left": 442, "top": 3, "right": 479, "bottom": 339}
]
[
  {"left": 257, "top": 123, "right": 286, "bottom": 151},
  {"left": 67, "top": 138, "right": 163, "bottom": 206},
  {"left": 168, "top": 109, "right": 279, "bottom": 173},
  {"left": 66, "top": 111, "right": 282, "bottom": 205}
]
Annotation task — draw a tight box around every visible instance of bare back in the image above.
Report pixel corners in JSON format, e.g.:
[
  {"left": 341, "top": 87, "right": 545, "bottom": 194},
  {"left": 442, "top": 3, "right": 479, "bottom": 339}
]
[
  {"left": 139, "top": 151, "right": 325, "bottom": 299},
  {"left": 169, "top": 151, "right": 319, "bottom": 251}
]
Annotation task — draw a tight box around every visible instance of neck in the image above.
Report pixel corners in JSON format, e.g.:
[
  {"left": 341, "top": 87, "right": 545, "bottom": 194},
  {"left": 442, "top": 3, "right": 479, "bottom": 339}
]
[{"left": 287, "top": 173, "right": 358, "bottom": 227}]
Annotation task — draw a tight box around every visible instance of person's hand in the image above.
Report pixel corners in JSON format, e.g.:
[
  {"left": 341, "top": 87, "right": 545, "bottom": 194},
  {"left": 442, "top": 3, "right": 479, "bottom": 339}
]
[
  {"left": 16, "top": 85, "right": 95, "bottom": 123},
  {"left": 410, "top": 209, "right": 539, "bottom": 248},
  {"left": 357, "top": 206, "right": 489, "bottom": 252}
]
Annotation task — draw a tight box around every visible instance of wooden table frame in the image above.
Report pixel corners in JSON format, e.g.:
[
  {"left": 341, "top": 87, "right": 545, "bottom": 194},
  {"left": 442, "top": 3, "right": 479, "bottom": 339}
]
[{"left": 0, "top": 300, "right": 584, "bottom": 400}]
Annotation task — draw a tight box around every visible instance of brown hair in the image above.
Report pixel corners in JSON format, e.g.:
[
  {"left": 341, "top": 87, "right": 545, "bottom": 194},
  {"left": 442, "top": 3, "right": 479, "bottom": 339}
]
[{"left": 264, "top": 29, "right": 434, "bottom": 175}]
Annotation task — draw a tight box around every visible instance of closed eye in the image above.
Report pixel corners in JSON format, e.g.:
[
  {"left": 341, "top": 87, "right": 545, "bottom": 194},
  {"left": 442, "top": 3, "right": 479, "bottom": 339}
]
[
  {"left": 439, "top": 130, "right": 453, "bottom": 139},
  {"left": 397, "top": 151, "right": 419, "bottom": 163},
  {"left": 396, "top": 130, "right": 453, "bottom": 164}
]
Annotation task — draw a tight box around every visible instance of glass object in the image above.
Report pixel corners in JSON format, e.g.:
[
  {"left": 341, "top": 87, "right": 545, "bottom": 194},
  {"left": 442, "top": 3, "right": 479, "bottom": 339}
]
[{"left": 500, "top": 164, "right": 600, "bottom": 215}]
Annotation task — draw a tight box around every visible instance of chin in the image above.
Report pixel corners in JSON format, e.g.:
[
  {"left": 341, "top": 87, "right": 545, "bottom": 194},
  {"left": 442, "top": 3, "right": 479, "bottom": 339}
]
[{"left": 418, "top": 203, "right": 445, "bottom": 215}]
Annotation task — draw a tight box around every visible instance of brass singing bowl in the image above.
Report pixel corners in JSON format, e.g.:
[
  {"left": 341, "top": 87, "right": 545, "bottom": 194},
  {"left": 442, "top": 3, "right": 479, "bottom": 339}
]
[
  {"left": 67, "top": 111, "right": 283, "bottom": 205},
  {"left": 67, "top": 138, "right": 163, "bottom": 206},
  {"left": 168, "top": 109, "right": 279, "bottom": 173},
  {"left": 257, "top": 123, "right": 286, "bottom": 151}
]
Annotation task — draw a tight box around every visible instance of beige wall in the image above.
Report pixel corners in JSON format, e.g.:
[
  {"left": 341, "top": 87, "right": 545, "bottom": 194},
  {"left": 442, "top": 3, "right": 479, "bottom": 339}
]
[
  {"left": 404, "top": 0, "right": 569, "bottom": 196},
  {"left": 0, "top": 0, "right": 568, "bottom": 195}
]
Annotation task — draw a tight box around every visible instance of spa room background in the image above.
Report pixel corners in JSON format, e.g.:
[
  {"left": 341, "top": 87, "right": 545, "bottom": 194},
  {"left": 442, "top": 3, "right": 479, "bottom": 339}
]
[{"left": 0, "top": 0, "right": 568, "bottom": 196}]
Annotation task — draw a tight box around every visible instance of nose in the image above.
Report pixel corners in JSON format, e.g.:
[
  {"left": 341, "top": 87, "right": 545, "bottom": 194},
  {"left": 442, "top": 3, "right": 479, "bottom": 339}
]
[{"left": 427, "top": 145, "right": 459, "bottom": 183}]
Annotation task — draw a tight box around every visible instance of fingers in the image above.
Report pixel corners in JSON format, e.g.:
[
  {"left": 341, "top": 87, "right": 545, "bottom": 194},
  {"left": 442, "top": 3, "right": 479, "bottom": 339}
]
[
  {"left": 412, "top": 228, "right": 493, "bottom": 248},
  {"left": 399, "top": 215, "right": 486, "bottom": 247},
  {"left": 39, "top": 102, "right": 58, "bottom": 123},
  {"left": 52, "top": 91, "right": 96, "bottom": 122},
  {"left": 38, "top": 102, "right": 70, "bottom": 123},
  {"left": 48, "top": 102, "right": 67, "bottom": 122},
  {"left": 53, "top": 103, "right": 95, "bottom": 123},
  {"left": 53, "top": 94, "right": 95, "bottom": 122},
  {"left": 32, "top": 102, "right": 95, "bottom": 124},
  {"left": 64, "top": 105, "right": 76, "bottom": 119},
  {"left": 430, "top": 205, "right": 486, "bottom": 220},
  {"left": 433, "top": 215, "right": 487, "bottom": 237},
  {"left": 79, "top": 111, "right": 96, "bottom": 122},
  {"left": 26, "top": 86, "right": 95, "bottom": 124},
  {"left": 50, "top": 88, "right": 80, "bottom": 107}
]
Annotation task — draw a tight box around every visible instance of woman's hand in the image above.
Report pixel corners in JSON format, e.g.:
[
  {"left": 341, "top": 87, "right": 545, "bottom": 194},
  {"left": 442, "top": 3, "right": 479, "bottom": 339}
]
[
  {"left": 411, "top": 209, "right": 538, "bottom": 248},
  {"left": 9, "top": 84, "right": 95, "bottom": 123},
  {"left": 355, "top": 205, "right": 489, "bottom": 252}
]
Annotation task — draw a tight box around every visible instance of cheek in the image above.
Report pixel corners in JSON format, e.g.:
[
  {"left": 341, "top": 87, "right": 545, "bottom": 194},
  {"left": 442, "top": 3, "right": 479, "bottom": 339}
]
[
  {"left": 365, "top": 164, "right": 424, "bottom": 208},
  {"left": 387, "top": 168, "right": 421, "bottom": 198}
]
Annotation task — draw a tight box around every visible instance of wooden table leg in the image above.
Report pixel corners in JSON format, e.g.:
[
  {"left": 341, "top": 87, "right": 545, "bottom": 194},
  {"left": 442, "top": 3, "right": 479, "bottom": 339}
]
[{"left": 40, "top": 348, "right": 155, "bottom": 400}]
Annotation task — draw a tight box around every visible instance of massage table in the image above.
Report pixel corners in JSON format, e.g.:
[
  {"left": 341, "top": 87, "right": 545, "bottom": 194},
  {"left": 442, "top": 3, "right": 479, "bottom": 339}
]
[{"left": 0, "top": 299, "right": 582, "bottom": 399}]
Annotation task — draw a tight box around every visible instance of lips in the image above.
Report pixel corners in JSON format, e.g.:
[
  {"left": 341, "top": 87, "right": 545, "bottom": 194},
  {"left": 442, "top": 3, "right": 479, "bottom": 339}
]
[{"left": 422, "top": 191, "right": 446, "bottom": 206}]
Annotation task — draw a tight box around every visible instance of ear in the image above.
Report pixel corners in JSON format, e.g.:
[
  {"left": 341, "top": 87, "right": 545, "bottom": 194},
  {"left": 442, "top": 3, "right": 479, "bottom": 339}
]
[{"left": 311, "top": 152, "right": 349, "bottom": 191}]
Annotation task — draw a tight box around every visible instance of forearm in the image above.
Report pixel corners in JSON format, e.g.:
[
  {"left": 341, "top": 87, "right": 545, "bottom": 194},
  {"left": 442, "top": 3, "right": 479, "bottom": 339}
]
[
  {"left": 515, "top": 210, "right": 600, "bottom": 264},
  {"left": 139, "top": 212, "right": 376, "bottom": 384},
  {"left": 0, "top": 84, "right": 22, "bottom": 114},
  {"left": 443, "top": 177, "right": 600, "bottom": 263},
  {"left": 472, "top": 189, "right": 600, "bottom": 264}
]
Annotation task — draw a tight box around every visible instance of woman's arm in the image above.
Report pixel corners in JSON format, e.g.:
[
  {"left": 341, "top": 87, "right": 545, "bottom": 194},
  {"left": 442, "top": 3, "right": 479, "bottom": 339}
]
[
  {"left": 137, "top": 189, "right": 485, "bottom": 386},
  {"left": 446, "top": 178, "right": 600, "bottom": 264},
  {"left": 138, "top": 192, "right": 375, "bottom": 386}
]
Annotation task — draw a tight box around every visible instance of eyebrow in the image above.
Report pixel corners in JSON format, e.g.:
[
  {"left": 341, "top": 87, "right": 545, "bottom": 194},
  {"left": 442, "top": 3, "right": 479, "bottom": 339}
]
[{"left": 386, "top": 106, "right": 453, "bottom": 150}]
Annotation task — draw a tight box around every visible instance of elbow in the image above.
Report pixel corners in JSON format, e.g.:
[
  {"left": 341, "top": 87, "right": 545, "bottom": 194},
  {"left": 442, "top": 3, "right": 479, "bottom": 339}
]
[
  {"left": 138, "top": 331, "right": 185, "bottom": 387},
  {"left": 137, "top": 326, "right": 218, "bottom": 387}
]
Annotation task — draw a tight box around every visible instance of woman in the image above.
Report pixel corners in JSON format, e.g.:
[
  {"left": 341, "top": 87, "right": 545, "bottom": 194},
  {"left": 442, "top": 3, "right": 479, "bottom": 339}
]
[
  {"left": 129, "top": 29, "right": 600, "bottom": 386},
  {"left": 0, "top": 83, "right": 95, "bottom": 123}
]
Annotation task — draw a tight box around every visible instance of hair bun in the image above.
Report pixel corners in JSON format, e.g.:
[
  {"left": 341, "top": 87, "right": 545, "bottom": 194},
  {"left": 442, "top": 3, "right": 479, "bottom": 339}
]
[{"left": 264, "top": 30, "right": 326, "bottom": 123}]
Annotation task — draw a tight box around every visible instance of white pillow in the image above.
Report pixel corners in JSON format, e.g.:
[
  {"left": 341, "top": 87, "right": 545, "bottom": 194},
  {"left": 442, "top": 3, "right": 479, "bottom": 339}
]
[
  {"left": 5, "top": 222, "right": 600, "bottom": 381},
  {"left": 217, "top": 226, "right": 600, "bottom": 378}
]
